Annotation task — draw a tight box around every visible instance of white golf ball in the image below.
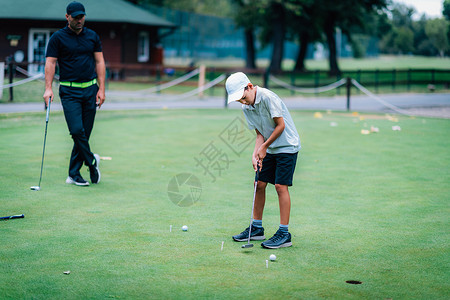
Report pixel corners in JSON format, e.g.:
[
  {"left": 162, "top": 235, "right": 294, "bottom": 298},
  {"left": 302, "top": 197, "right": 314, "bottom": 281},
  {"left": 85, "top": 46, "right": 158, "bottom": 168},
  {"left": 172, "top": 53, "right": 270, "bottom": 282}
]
[
  {"left": 269, "top": 254, "right": 276, "bottom": 261},
  {"left": 182, "top": 225, "right": 188, "bottom": 231}
]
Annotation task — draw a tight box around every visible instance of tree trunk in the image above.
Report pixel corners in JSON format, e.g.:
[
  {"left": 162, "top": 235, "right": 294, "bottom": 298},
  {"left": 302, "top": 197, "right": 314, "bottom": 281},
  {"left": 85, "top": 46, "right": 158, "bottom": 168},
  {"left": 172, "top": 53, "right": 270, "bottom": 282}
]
[
  {"left": 324, "top": 17, "right": 341, "bottom": 76},
  {"left": 269, "top": 3, "right": 285, "bottom": 73},
  {"left": 244, "top": 28, "right": 256, "bottom": 69},
  {"left": 294, "top": 32, "right": 309, "bottom": 71}
]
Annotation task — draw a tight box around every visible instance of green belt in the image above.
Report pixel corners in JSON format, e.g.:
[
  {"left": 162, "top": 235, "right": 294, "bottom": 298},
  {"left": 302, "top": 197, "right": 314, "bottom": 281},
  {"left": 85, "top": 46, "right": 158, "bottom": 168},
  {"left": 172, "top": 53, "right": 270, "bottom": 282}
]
[{"left": 60, "top": 78, "right": 97, "bottom": 88}]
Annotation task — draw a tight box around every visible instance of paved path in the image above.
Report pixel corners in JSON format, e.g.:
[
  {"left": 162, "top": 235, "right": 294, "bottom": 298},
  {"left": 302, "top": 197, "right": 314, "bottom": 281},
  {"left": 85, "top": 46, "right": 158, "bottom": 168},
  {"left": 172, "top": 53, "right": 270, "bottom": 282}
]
[{"left": 1, "top": 93, "right": 449, "bottom": 118}]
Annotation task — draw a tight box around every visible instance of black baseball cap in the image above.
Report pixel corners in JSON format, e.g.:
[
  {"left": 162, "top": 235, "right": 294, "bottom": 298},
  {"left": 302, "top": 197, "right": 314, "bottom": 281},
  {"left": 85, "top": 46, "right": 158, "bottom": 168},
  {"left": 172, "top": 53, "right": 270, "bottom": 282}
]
[{"left": 66, "top": 1, "right": 86, "bottom": 17}]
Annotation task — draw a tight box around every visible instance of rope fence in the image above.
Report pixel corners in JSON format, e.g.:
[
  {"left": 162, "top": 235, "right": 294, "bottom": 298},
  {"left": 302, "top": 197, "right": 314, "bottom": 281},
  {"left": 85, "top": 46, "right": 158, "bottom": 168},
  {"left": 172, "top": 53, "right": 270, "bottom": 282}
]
[
  {"left": 0, "top": 63, "right": 432, "bottom": 115},
  {"left": 168, "top": 73, "right": 226, "bottom": 100},
  {"left": 107, "top": 73, "right": 227, "bottom": 101},
  {"left": 106, "top": 68, "right": 201, "bottom": 98},
  {"left": 270, "top": 75, "right": 347, "bottom": 94},
  {"left": 133, "top": 68, "right": 200, "bottom": 93},
  {"left": 351, "top": 79, "right": 412, "bottom": 116},
  {"left": 269, "top": 75, "right": 411, "bottom": 115},
  {"left": 0, "top": 73, "right": 44, "bottom": 89}
]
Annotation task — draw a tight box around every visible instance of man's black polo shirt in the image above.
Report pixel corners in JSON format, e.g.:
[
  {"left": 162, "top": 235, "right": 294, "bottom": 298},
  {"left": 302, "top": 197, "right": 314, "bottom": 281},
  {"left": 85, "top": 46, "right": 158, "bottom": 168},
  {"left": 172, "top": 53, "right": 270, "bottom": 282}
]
[{"left": 46, "top": 26, "right": 102, "bottom": 82}]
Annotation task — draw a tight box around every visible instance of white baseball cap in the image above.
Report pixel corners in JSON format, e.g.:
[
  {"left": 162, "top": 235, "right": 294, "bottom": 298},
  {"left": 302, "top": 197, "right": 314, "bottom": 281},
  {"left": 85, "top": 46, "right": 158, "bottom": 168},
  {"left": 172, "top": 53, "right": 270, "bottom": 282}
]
[{"left": 226, "top": 72, "right": 250, "bottom": 104}]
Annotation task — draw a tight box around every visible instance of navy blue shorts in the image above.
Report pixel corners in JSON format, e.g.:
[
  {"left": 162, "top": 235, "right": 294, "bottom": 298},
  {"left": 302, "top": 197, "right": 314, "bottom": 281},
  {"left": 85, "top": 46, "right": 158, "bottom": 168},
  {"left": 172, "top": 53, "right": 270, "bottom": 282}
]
[{"left": 257, "top": 152, "right": 298, "bottom": 186}]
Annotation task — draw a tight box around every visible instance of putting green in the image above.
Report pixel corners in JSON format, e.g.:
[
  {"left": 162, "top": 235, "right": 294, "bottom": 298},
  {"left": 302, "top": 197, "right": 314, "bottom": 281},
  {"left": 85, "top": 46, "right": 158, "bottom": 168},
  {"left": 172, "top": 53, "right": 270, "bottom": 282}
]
[{"left": 0, "top": 108, "right": 448, "bottom": 299}]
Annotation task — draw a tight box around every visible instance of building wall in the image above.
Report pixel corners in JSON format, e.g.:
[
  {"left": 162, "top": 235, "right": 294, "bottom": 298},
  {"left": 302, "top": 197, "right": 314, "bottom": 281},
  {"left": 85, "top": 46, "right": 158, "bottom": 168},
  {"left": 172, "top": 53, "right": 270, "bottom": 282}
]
[
  {"left": 0, "top": 19, "right": 163, "bottom": 66},
  {"left": 0, "top": 20, "right": 67, "bottom": 63},
  {"left": 92, "top": 23, "right": 123, "bottom": 64}
]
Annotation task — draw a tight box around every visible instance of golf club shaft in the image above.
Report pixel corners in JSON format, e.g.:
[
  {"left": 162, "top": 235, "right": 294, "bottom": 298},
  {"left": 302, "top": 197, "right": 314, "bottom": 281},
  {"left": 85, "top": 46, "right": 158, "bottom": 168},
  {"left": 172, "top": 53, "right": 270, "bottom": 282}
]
[
  {"left": 247, "top": 167, "right": 260, "bottom": 244},
  {"left": 38, "top": 98, "right": 51, "bottom": 187}
]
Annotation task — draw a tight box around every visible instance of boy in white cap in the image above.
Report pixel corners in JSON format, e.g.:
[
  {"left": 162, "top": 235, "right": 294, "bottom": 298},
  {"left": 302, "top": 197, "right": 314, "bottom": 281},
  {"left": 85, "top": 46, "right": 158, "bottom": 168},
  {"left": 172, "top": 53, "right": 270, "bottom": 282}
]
[{"left": 226, "top": 72, "right": 301, "bottom": 249}]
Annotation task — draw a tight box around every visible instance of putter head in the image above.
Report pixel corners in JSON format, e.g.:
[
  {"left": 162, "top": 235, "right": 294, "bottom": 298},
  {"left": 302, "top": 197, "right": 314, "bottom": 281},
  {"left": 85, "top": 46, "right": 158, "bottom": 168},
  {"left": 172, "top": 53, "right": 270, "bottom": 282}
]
[
  {"left": 241, "top": 243, "right": 254, "bottom": 248},
  {"left": 30, "top": 186, "right": 40, "bottom": 191}
]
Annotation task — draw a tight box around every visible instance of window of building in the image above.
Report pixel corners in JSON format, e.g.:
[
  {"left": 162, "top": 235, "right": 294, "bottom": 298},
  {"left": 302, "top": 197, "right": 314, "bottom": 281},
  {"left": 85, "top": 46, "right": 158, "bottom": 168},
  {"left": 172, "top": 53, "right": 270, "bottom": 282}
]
[
  {"left": 28, "top": 29, "right": 57, "bottom": 74},
  {"left": 138, "top": 31, "right": 149, "bottom": 62}
]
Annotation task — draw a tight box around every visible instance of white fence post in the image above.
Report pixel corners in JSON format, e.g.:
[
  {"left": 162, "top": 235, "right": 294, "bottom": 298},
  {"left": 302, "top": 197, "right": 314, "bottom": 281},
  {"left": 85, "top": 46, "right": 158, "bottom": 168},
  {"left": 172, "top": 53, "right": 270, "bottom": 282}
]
[
  {"left": 198, "top": 65, "right": 206, "bottom": 98},
  {"left": 0, "top": 62, "right": 4, "bottom": 99}
]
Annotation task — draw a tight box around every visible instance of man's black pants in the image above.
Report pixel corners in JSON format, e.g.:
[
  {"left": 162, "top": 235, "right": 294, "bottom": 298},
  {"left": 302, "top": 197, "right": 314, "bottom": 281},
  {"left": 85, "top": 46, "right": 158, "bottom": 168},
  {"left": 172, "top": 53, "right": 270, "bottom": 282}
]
[{"left": 59, "top": 84, "right": 98, "bottom": 178}]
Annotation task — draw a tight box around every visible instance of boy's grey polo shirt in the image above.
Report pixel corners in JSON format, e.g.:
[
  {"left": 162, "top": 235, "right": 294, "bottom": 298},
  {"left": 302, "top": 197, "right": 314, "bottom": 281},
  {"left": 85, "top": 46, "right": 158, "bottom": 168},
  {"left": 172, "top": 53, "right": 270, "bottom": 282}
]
[{"left": 242, "top": 87, "right": 301, "bottom": 154}]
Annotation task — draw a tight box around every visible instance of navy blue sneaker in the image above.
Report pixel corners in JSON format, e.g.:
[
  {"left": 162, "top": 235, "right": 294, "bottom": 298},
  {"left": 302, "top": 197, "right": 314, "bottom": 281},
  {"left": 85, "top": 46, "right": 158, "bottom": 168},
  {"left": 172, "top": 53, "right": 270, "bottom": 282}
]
[
  {"left": 89, "top": 154, "right": 101, "bottom": 184},
  {"left": 261, "top": 229, "right": 292, "bottom": 249},
  {"left": 232, "top": 225, "right": 265, "bottom": 242}
]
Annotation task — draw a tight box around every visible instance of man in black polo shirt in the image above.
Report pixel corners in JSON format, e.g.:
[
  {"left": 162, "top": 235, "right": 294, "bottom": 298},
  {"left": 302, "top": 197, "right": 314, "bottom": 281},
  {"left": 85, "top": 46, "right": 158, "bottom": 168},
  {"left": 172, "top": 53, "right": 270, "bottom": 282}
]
[{"left": 43, "top": 1, "right": 105, "bottom": 186}]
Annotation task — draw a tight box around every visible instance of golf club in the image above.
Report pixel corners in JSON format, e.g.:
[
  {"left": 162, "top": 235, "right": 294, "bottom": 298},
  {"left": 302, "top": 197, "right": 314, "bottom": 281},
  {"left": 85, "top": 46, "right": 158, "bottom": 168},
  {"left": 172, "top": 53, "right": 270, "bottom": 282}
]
[
  {"left": 242, "top": 165, "right": 260, "bottom": 249},
  {"left": 0, "top": 214, "right": 24, "bottom": 220},
  {"left": 31, "top": 98, "right": 51, "bottom": 191}
]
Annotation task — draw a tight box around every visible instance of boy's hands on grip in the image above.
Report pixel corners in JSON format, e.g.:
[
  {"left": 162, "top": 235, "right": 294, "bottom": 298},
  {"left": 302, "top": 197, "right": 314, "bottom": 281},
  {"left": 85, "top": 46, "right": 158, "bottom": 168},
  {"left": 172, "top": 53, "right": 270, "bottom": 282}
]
[
  {"left": 252, "top": 157, "right": 261, "bottom": 171},
  {"left": 253, "top": 145, "right": 266, "bottom": 171},
  {"left": 256, "top": 145, "right": 267, "bottom": 162}
]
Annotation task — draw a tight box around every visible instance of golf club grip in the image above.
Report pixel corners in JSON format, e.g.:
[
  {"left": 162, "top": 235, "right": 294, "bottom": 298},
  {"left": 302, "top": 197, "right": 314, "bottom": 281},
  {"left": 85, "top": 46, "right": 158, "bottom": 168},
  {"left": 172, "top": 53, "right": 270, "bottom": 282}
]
[
  {"left": 0, "top": 214, "right": 24, "bottom": 220},
  {"left": 46, "top": 97, "right": 51, "bottom": 122}
]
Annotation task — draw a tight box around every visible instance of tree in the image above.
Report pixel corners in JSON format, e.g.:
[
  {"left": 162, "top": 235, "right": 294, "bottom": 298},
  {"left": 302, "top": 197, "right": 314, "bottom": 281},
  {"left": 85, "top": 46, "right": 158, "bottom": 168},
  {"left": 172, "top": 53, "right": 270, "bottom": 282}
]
[
  {"left": 314, "top": 0, "right": 387, "bottom": 76},
  {"left": 284, "top": 0, "right": 322, "bottom": 71},
  {"left": 413, "top": 16, "right": 431, "bottom": 55},
  {"left": 443, "top": 0, "right": 450, "bottom": 20},
  {"left": 390, "top": 2, "right": 415, "bottom": 28},
  {"left": 378, "top": 2, "right": 417, "bottom": 55},
  {"left": 233, "top": 0, "right": 258, "bottom": 69},
  {"left": 267, "top": 1, "right": 286, "bottom": 72},
  {"left": 425, "top": 18, "right": 449, "bottom": 56},
  {"left": 394, "top": 26, "right": 414, "bottom": 54},
  {"left": 127, "top": 0, "right": 234, "bottom": 17},
  {"left": 443, "top": 0, "right": 450, "bottom": 55},
  {"left": 234, "top": 0, "right": 288, "bottom": 73}
]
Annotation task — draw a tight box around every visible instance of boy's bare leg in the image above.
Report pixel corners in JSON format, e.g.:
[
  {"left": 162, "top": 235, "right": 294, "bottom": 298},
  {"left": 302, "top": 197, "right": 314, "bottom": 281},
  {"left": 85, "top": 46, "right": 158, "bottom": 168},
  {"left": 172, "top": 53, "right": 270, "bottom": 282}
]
[
  {"left": 253, "top": 181, "right": 267, "bottom": 220},
  {"left": 275, "top": 184, "right": 291, "bottom": 225}
]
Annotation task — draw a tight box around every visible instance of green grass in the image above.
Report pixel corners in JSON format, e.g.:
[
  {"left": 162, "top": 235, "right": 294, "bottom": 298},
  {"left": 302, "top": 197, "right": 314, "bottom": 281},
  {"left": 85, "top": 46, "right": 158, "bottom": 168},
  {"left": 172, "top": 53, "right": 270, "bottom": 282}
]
[
  {"left": 300, "top": 55, "right": 450, "bottom": 71},
  {"left": 0, "top": 109, "right": 449, "bottom": 299}
]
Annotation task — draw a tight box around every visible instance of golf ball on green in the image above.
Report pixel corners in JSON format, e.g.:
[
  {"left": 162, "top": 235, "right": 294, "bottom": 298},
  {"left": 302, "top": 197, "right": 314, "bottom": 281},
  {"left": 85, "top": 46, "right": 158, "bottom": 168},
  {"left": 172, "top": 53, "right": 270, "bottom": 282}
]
[
  {"left": 182, "top": 225, "right": 188, "bottom": 231},
  {"left": 269, "top": 254, "right": 276, "bottom": 261}
]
